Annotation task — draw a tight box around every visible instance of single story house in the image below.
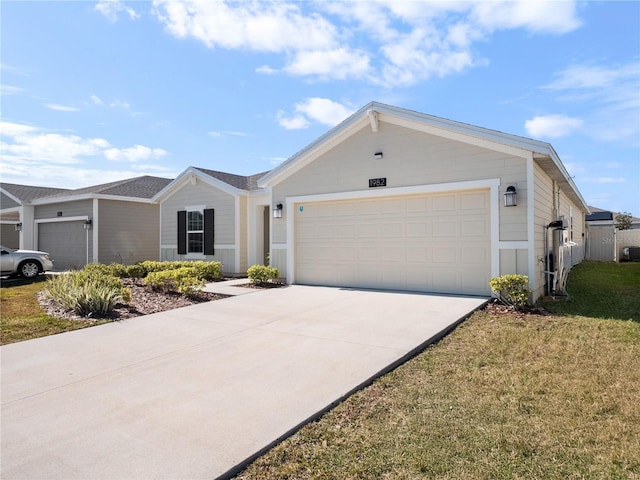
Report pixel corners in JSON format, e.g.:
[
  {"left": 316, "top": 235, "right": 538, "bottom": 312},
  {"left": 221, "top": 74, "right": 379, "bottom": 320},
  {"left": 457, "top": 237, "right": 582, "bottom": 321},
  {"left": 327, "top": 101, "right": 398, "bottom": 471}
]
[
  {"left": 2, "top": 102, "right": 590, "bottom": 301},
  {"left": 259, "top": 102, "right": 589, "bottom": 300},
  {"left": 0, "top": 176, "right": 172, "bottom": 270}
]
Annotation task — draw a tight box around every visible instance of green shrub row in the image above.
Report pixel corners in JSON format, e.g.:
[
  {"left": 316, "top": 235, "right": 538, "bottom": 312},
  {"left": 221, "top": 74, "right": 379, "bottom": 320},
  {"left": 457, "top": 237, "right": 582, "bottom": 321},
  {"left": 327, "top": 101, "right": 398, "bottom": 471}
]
[
  {"left": 127, "top": 260, "right": 222, "bottom": 281},
  {"left": 247, "top": 264, "right": 280, "bottom": 284},
  {"left": 81, "top": 260, "right": 222, "bottom": 282},
  {"left": 144, "top": 267, "right": 206, "bottom": 295},
  {"left": 44, "top": 269, "right": 132, "bottom": 316}
]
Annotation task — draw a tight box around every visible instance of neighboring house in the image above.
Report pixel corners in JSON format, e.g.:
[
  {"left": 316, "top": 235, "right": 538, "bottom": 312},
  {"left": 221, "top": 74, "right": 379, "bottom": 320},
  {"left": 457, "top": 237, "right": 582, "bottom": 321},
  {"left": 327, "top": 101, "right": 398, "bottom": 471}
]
[
  {"left": 0, "top": 176, "right": 172, "bottom": 270},
  {"left": 259, "top": 102, "right": 589, "bottom": 301},
  {"left": 586, "top": 206, "right": 640, "bottom": 261},
  {"left": 152, "top": 167, "right": 271, "bottom": 276}
]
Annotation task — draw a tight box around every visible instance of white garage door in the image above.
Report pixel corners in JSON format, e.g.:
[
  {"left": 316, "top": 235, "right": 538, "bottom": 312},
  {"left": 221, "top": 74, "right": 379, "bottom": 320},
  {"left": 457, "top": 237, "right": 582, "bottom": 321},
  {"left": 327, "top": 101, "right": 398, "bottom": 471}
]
[
  {"left": 294, "top": 189, "right": 491, "bottom": 296},
  {"left": 38, "top": 221, "right": 87, "bottom": 270}
]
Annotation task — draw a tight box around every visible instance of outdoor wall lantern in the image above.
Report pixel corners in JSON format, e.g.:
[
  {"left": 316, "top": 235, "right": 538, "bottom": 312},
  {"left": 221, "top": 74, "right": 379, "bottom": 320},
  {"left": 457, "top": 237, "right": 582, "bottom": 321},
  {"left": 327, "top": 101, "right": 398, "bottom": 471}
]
[
  {"left": 84, "top": 219, "right": 93, "bottom": 230},
  {"left": 273, "top": 203, "right": 283, "bottom": 219},
  {"left": 504, "top": 185, "right": 517, "bottom": 207},
  {"left": 15, "top": 222, "right": 22, "bottom": 231},
  {"left": 374, "top": 151, "right": 383, "bottom": 159}
]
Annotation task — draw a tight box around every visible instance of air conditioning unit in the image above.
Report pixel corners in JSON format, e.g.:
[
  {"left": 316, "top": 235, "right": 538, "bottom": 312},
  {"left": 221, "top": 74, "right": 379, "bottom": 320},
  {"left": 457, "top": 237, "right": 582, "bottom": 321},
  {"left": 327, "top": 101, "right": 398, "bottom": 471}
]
[
  {"left": 548, "top": 218, "right": 568, "bottom": 230},
  {"left": 622, "top": 246, "right": 640, "bottom": 262}
]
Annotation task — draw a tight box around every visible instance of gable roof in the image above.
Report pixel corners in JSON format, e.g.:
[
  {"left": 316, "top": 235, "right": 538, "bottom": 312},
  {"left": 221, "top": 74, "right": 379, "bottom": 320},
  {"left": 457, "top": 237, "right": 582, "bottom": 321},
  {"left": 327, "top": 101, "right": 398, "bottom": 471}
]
[
  {"left": 153, "top": 166, "right": 271, "bottom": 202},
  {"left": 1, "top": 176, "right": 173, "bottom": 209},
  {"left": 193, "top": 167, "right": 270, "bottom": 191},
  {"left": 259, "top": 101, "right": 589, "bottom": 212}
]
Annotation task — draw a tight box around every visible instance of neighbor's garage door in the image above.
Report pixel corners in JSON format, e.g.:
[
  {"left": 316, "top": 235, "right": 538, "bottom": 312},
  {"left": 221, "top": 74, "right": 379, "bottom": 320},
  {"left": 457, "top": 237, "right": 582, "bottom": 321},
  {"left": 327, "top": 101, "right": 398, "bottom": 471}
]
[
  {"left": 294, "top": 189, "right": 491, "bottom": 296},
  {"left": 38, "top": 221, "right": 86, "bottom": 270}
]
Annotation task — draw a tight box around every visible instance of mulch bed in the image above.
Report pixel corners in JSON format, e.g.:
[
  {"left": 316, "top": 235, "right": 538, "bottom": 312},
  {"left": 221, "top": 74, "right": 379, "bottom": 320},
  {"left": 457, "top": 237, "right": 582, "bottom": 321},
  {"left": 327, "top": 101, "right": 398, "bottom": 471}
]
[
  {"left": 39, "top": 278, "right": 229, "bottom": 322},
  {"left": 483, "top": 298, "right": 551, "bottom": 318}
]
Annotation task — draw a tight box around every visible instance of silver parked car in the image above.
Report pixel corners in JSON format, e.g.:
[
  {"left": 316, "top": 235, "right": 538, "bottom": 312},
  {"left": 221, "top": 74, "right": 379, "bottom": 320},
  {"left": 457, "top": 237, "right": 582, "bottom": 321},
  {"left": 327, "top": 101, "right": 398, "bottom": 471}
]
[{"left": 0, "top": 245, "right": 54, "bottom": 278}]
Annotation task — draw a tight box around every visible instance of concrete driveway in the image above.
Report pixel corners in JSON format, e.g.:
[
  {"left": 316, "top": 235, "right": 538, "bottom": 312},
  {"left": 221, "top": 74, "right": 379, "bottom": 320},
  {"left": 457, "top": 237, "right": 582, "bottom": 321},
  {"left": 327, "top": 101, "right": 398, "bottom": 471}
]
[{"left": 1, "top": 285, "right": 487, "bottom": 479}]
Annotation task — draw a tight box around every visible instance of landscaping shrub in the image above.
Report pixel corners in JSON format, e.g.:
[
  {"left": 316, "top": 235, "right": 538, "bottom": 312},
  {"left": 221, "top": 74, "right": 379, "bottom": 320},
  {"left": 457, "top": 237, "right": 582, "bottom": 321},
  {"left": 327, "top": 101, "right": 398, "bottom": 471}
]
[
  {"left": 127, "top": 260, "right": 222, "bottom": 280},
  {"left": 44, "top": 270, "right": 131, "bottom": 316},
  {"left": 144, "top": 267, "right": 205, "bottom": 295},
  {"left": 189, "top": 261, "right": 222, "bottom": 281},
  {"left": 489, "top": 274, "right": 531, "bottom": 308},
  {"left": 247, "top": 264, "right": 279, "bottom": 285}
]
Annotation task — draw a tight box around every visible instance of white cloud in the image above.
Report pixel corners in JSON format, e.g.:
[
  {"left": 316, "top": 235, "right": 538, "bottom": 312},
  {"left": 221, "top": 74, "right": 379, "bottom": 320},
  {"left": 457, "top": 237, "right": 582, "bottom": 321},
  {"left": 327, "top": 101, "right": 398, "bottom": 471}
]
[
  {"left": 89, "top": 95, "right": 104, "bottom": 106},
  {"left": 524, "top": 114, "right": 583, "bottom": 139},
  {"left": 284, "top": 48, "right": 371, "bottom": 80},
  {"left": 152, "top": 0, "right": 582, "bottom": 88},
  {"left": 95, "top": 0, "right": 140, "bottom": 22},
  {"left": 470, "top": 1, "right": 581, "bottom": 34},
  {"left": 278, "top": 98, "right": 355, "bottom": 130},
  {"left": 43, "top": 103, "right": 80, "bottom": 112},
  {"left": 109, "top": 100, "right": 130, "bottom": 110},
  {"left": 582, "top": 177, "right": 627, "bottom": 184},
  {"left": 208, "top": 130, "right": 249, "bottom": 138},
  {"left": 1, "top": 84, "right": 25, "bottom": 95},
  {"left": 104, "top": 145, "right": 168, "bottom": 162},
  {"left": 542, "top": 60, "right": 640, "bottom": 144},
  {"left": 1, "top": 121, "right": 169, "bottom": 168}
]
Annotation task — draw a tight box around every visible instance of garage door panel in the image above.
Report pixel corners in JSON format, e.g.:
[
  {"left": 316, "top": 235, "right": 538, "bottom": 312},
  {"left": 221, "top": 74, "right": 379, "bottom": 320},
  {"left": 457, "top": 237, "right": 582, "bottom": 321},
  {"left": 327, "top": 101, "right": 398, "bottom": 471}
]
[
  {"left": 294, "top": 189, "right": 491, "bottom": 295},
  {"left": 38, "top": 221, "right": 87, "bottom": 270}
]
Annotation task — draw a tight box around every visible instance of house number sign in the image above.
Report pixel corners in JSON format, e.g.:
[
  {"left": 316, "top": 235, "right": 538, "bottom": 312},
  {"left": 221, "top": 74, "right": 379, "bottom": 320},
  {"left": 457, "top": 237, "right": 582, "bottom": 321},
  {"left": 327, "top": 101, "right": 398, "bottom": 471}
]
[{"left": 368, "top": 177, "right": 387, "bottom": 188}]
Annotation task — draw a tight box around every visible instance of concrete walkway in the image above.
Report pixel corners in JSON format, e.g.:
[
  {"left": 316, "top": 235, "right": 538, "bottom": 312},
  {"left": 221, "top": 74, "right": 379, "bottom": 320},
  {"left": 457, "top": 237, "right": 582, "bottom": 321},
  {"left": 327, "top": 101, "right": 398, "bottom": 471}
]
[{"left": 1, "top": 285, "right": 487, "bottom": 479}]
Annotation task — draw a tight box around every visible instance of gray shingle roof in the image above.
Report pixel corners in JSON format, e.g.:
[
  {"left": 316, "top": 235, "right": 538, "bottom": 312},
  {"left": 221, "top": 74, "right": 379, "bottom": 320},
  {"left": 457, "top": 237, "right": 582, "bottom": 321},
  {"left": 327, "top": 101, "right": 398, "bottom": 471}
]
[
  {"left": 0, "top": 183, "right": 70, "bottom": 203},
  {"left": 62, "top": 175, "right": 173, "bottom": 199},
  {"left": 0, "top": 176, "right": 173, "bottom": 206},
  {"left": 193, "top": 167, "right": 270, "bottom": 191}
]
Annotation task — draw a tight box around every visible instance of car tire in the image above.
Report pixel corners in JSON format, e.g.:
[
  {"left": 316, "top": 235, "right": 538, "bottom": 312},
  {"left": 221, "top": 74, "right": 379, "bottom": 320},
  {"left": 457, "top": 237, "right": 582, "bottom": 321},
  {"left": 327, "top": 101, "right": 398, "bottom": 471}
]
[{"left": 18, "top": 260, "right": 41, "bottom": 278}]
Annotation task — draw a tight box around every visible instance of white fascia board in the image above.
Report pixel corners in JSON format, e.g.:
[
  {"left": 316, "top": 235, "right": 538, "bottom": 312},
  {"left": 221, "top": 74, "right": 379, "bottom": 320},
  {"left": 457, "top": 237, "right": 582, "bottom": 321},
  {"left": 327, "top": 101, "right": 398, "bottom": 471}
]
[
  {"left": 0, "top": 188, "right": 23, "bottom": 205},
  {"left": 0, "top": 206, "right": 21, "bottom": 215},
  {"left": 534, "top": 149, "right": 590, "bottom": 213},
  {"left": 153, "top": 167, "right": 244, "bottom": 203}
]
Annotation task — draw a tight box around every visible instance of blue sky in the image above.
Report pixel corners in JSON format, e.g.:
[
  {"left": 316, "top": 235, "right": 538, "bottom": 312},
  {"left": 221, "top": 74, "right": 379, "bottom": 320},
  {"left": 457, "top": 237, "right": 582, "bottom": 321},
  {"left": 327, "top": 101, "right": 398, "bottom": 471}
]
[{"left": 2, "top": 1, "right": 639, "bottom": 215}]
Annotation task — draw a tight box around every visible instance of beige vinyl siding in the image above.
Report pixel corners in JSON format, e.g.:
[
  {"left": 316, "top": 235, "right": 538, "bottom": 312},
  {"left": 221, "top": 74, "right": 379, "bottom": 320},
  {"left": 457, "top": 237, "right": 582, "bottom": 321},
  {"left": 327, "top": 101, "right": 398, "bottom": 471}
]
[
  {"left": 532, "top": 162, "right": 555, "bottom": 299},
  {"left": 1, "top": 224, "right": 19, "bottom": 248},
  {"left": 272, "top": 122, "right": 528, "bottom": 246},
  {"left": 97, "top": 200, "right": 159, "bottom": 265},
  {"left": 160, "top": 181, "right": 235, "bottom": 245},
  {"left": 34, "top": 200, "right": 92, "bottom": 220}
]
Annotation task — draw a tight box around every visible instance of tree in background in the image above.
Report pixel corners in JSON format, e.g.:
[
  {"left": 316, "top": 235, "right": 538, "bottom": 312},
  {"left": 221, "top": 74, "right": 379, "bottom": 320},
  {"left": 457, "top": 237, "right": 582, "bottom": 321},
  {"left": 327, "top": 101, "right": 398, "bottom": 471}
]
[{"left": 614, "top": 212, "right": 633, "bottom": 230}]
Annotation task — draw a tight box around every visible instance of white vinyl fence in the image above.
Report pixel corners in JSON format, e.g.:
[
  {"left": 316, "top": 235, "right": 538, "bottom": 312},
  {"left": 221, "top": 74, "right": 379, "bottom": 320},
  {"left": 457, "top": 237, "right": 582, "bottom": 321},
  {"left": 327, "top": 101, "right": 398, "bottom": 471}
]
[{"left": 586, "top": 225, "right": 640, "bottom": 261}]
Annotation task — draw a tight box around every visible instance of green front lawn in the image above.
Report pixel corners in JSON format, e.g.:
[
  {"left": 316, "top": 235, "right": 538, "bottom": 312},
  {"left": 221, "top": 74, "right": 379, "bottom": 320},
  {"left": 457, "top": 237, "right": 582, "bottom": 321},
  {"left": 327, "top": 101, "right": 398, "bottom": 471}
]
[
  {"left": 0, "top": 277, "right": 109, "bottom": 345},
  {"left": 235, "top": 262, "right": 640, "bottom": 479}
]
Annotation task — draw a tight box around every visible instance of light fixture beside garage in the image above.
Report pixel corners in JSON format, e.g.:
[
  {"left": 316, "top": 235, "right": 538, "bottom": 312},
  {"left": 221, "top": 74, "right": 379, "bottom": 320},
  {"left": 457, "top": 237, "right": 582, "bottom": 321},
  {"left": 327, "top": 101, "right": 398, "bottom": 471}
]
[
  {"left": 273, "top": 203, "right": 283, "bottom": 219},
  {"left": 84, "top": 219, "right": 92, "bottom": 230},
  {"left": 504, "top": 185, "right": 517, "bottom": 207},
  {"left": 15, "top": 222, "right": 22, "bottom": 231}
]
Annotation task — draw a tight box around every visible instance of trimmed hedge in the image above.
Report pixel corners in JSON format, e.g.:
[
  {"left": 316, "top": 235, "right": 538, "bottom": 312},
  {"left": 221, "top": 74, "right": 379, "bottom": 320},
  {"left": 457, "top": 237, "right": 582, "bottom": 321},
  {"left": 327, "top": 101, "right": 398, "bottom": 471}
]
[
  {"left": 247, "top": 264, "right": 280, "bottom": 285},
  {"left": 127, "top": 260, "right": 221, "bottom": 281},
  {"left": 144, "top": 267, "right": 205, "bottom": 295},
  {"left": 489, "top": 274, "right": 532, "bottom": 308}
]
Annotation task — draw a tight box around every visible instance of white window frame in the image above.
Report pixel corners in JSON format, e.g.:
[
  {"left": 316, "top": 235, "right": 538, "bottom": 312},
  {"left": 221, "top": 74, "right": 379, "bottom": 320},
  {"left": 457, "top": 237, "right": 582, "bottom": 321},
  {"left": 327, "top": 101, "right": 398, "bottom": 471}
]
[{"left": 185, "top": 205, "right": 206, "bottom": 259}]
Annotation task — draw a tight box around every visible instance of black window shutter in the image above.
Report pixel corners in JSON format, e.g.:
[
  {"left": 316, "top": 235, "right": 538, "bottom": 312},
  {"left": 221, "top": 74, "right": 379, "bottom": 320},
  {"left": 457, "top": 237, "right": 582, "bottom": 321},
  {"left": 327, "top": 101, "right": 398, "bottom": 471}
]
[
  {"left": 204, "top": 208, "right": 215, "bottom": 255},
  {"left": 177, "top": 210, "right": 187, "bottom": 255}
]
